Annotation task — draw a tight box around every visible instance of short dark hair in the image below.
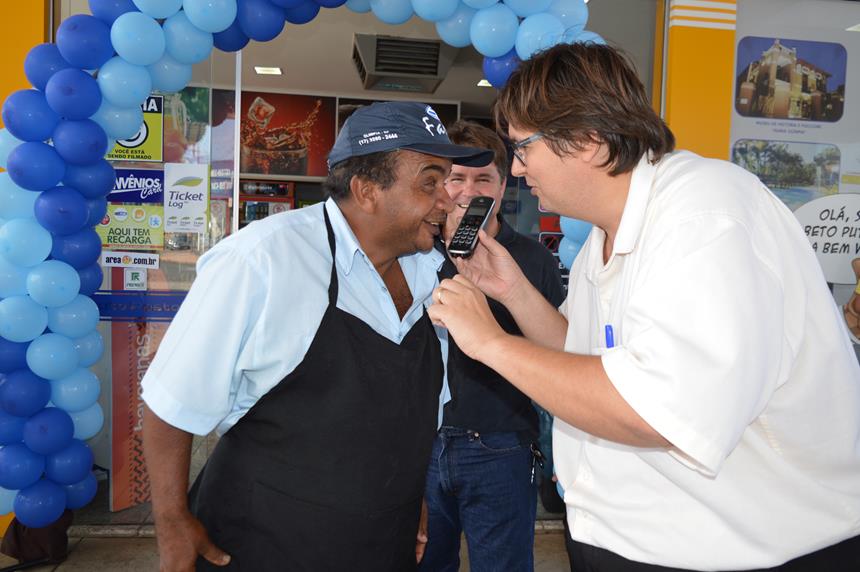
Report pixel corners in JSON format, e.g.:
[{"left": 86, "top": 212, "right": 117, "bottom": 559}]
[
  {"left": 494, "top": 42, "right": 675, "bottom": 176},
  {"left": 323, "top": 150, "right": 401, "bottom": 201},
  {"left": 446, "top": 120, "right": 508, "bottom": 182}
]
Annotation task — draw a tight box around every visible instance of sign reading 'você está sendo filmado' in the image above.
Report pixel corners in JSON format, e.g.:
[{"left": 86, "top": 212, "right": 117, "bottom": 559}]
[{"left": 107, "top": 95, "right": 164, "bottom": 162}]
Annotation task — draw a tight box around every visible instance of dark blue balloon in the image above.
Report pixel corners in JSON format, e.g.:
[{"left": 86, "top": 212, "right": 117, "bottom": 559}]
[
  {"left": 52, "top": 119, "right": 108, "bottom": 166},
  {"left": 24, "top": 44, "right": 73, "bottom": 92},
  {"left": 89, "top": 0, "right": 139, "bottom": 25},
  {"left": 57, "top": 14, "right": 114, "bottom": 70},
  {"left": 64, "top": 471, "right": 98, "bottom": 509},
  {"left": 77, "top": 263, "right": 104, "bottom": 296},
  {"left": 238, "top": 0, "right": 286, "bottom": 41},
  {"left": 14, "top": 478, "right": 67, "bottom": 528},
  {"left": 0, "top": 339, "right": 29, "bottom": 374},
  {"left": 1, "top": 90, "right": 61, "bottom": 142},
  {"left": 85, "top": 197, "right": 108, "bottom": 228},
  {"left": 0, "top": 444, "right": 45, "bottom": 490},
  {"left": 315, "top": 0, "right": 347, "bottom": 7},
  {"left": 62, "top": 159, "right": 116, "bottom": 199},
  {"left": 46, "top": 439, "right": 93, "bottom": 485},
  {"left": 6, "top": 142, "right": 66, "bottom": 192},
  {"left": 482, "top": 48, "right": 520, "bottom": 89},
  {"left": 23, "top": 407, "right": 75, "bottom": 455},
  {"left": 50, "top": 228, "right": 102, "bottom": 270},
  {"left": 0, "top": 409, "right": 27, "bottom": 445},
  {"left": 270, "top": 0, "right": 304, "bottom": 7},
  {"left": 213, "top": 19, "right": 250, "bottom": 52},
  {"left": 285, "top": 1, "right": 320, "bottom": 23},
  {"left": 34, "top": 186, "right": 90, "bottom": 236},
  {"left": 45, "top": 68, "right": 102, "bottom": 120},
  {"left": 0, "top": 369, "right": 51, "bottom": 417}
]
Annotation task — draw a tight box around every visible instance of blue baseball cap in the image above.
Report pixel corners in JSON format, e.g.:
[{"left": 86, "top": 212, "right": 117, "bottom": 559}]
[{"left": 328, "top": 101, "right": 494, "bottom": 169}]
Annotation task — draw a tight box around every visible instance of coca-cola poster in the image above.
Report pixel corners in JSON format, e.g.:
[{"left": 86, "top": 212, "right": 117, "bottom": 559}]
[{"left": 225, "top": 91, "right": 336, "bottom": 177}]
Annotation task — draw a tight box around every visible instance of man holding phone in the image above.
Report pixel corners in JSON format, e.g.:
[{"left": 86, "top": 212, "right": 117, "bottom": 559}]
[
  {"left": 419, "top": 121, "right": 564, "bottom": 572},
  {"left": 141, "top": 102, "right": 494, "bottom": 572},
  {"left": 428, "top": 44, "right": 860, "bottom": 571}
]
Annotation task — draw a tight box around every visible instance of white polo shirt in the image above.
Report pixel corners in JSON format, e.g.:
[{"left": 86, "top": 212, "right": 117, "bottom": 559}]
[{"left": 554, "top": 151, "right": 860, "bottom": 570}]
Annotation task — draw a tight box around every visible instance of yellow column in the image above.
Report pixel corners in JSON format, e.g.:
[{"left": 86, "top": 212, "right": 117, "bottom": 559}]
[
  {"left": 662, "top": 0, "right": 737, "bottom": 159},
  {"left": 0, "top": 0, "right": 48, "bottom": 538}
]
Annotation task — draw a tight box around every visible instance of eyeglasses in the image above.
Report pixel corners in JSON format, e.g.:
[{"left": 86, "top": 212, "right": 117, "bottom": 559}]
[{"left": 510, "top": 132, "right": 544, "bottom": 167}]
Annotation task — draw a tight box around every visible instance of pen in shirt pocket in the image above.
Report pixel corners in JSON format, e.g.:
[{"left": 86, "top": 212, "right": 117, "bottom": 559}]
[{"left": 605, "top": 324, "right": 615, "bottom": 349}]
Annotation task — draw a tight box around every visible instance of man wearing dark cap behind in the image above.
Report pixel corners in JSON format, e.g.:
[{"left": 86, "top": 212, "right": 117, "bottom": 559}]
[{"left": 141, "top": 102, "right": 493, "bottom": 572}]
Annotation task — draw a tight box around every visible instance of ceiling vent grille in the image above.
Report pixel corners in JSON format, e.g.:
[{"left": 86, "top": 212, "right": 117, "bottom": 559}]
[{"left": 352, "top": 34, "right": 458, "bottom": 93}]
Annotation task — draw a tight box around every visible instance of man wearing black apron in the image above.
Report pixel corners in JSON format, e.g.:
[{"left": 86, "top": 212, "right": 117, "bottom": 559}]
[{"left": 141, "top": 102, "right": 493, "bottom": 572}]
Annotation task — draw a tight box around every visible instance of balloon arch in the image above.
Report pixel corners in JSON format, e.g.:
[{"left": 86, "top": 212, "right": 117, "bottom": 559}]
[{"left": 0, "top": 0, "right": 599, "bottom": 528}]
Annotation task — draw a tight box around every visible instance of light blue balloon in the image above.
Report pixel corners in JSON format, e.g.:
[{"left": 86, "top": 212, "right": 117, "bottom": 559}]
[
  {"left": 575, "top": 30, "right": 605, "bottom": 45},
  {"left": 370, "top": 0, "right": 414, "bottom": 24},
  {"left": 411, "top": 0, "right": 458, "bottom": 22},
  {"left": 148, "top": 53, "right": 193, "bottom": 94},
  {"left": 0, "top": 296, "right": 49, "bottom": 343},
  {"left": 132, "top": 0, "right": 182, "bottom": 18},
  {"left": 91, "top": 100, "right": 144, "bottom": 141},
  {"left": 47, "top": 295, "right": 100, "bottom": 340},
  {"left": 469, "top": 4, "right": 518, "bottom": 58},
  {"left": 503, "top": 0, "right": 551, "bottom": 17},
  {"left": 111, "top": 12, "right": 166, "bottom": 66},
  {"left": 559, "top": 216, "right": 592, "bottom": 243},
  {"left": 435, "top": 3, "right": 476, "bottom": 48},
  {"left": 0, "top": 129, "right": 21, "bottom": 170},
  {"left": 547, "top": 0, "right": 588, "bottom": 42},
  {"left": 104, "top": 138, "right": 116, "bottom": 156},
  {"left": 0, "top": 486, "right": 16, "bottom": 515},
  {"left": 26, "top": 333, "right": 79, "bottom": 381},
  {"left": 26, "top": 260, "right": 81, "bottom": 308},
  {"left": 183, "top": 0, "right": 238, "bottom": 33},
  {"left": 163, "top": 11, "right": 214, "bottom": 65},
  {"left": 97, "top": 57, "right": 152, "bottom": 108},
  {"left": 74, "top": 330, "right": 104, "bottom": 367},
  {"left": 50, "top": 368, "right": 101, "bottom": 413},
  {"left": 463, "top": 0, "right": 497, "bottom": 8},
  {"left": 0, "top": 219, "right": 52, "bottom": 268},
  {"left": 0, "top": 255, "right": 29, "bottom": 298},
  {"left": 515, "top": 13, "right": 564, "bottom": 60},
  {"left": 345, "top": 0, "right": 371, "bottom": 12},
  {"left": 70, "top": 402, "right": 104, "bottom": 440},
  {"left": 557, "top": 237, "right": 583, "bottom": 269},
  {"left": 0, "top": 173, "right": 38, "bottom": 220}
]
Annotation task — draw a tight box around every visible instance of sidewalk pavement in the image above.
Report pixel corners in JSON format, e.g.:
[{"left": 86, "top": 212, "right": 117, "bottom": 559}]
[{"left": 0, "top": 526, "right": 570, "bottom": 572}]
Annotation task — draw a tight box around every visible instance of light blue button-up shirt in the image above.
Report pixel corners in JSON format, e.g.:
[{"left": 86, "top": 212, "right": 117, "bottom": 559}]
[{"left": 142, "top": 199, "right": 449, "bottom": 436}]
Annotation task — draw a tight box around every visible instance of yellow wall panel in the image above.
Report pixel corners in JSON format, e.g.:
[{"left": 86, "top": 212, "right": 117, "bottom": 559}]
[
  {"left": 0, "top": 1, "right": 47, "bottom": 537},
  {"left": 663, "top": 0, "right": 737, "bottom": 160},
  {"left": 0, "top": 3, "right": 48, "bottom": 129}
]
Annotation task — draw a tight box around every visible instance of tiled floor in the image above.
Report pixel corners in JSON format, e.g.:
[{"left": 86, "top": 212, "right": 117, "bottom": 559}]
[
  {"left": 0, "top": 531, "right": 570, "bottom": 571},
  {"left": 0, "top": 531, "right": 569, "bottom": 572}
]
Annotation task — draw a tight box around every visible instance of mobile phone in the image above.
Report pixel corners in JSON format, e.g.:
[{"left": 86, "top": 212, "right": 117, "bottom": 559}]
[{"left": 448, "top": 196, "right": 496, "bottom": 258}]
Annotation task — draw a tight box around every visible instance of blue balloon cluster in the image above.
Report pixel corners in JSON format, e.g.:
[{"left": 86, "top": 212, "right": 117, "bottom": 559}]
[
  {"left": 558, "top": 216, "right": 592, "bottom": 269},
  {"left": 424, "top": 0, "right": 599, "bottom": 89}
]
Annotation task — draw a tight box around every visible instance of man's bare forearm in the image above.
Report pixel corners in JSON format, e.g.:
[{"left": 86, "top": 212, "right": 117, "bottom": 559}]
[
  {"left": 143, "top": 405, "right": 194, "bottom": 519},
  {"left": 502, "top": 279, "right": 568, "bottom": 350}
]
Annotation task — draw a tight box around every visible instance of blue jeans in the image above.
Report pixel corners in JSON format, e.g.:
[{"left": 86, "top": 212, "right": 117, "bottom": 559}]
[{"left": 419, "top": 427, "right": 537, "bottom": 572}]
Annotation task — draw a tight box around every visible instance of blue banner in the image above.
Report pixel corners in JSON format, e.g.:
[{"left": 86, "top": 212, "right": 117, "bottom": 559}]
[
  {"left": 110, "top": 169, "right": 165, "bottom": 204},
  {"left": 93, "top": 290, "right": 186, "bottom": 323}
]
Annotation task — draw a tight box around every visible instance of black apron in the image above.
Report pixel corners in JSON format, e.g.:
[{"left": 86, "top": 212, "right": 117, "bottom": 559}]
[{"left": 189, "top": 209, "right": 443, "bottom": 571}]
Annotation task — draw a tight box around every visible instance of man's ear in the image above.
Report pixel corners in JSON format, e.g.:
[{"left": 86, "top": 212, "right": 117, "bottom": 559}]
[
  {"left": 580, "top": 136, "right": 605, "bottom": 165},
  {"left": 348, "top": 175, "right": 381, "bottom": 214}
]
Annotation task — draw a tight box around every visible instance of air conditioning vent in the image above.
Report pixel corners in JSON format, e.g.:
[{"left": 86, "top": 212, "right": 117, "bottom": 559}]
[{"left": 352, "top": 34, "right": 458, "bottom": 93}]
